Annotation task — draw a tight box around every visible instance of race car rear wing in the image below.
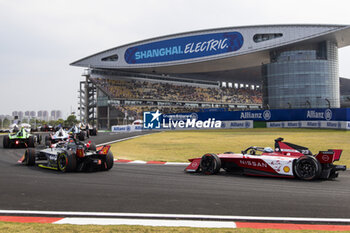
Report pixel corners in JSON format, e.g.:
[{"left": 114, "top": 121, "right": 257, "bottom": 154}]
[{"left": 315, "top": 149, "right": 343, "bottom": 163}]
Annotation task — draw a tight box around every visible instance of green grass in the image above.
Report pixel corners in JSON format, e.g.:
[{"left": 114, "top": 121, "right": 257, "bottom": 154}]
[
  {"left": 110, "top": 128, "right": 350, "bottom": 166},
  {"left": 1, "top": 222, "right": 348, "bottom": 233}
]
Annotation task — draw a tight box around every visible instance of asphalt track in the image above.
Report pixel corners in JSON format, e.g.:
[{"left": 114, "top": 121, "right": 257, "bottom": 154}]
[{"left": 0, "top": 132, "right": 349, "bottom": 221}]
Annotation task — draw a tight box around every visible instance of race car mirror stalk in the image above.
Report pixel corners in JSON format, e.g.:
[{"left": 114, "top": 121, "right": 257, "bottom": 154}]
[{"left": 185, "top": 138, "right": 346, "bottom": 180}]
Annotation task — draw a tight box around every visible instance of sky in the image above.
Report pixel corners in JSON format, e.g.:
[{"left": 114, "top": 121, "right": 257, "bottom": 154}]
[{"left": 1, "top": 0, "right": 350, "bottom": 118}]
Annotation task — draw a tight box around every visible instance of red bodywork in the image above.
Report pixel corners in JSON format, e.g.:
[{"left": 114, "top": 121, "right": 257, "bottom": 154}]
[{"left": 185, "top": 138, "right": 345, "bottom": 179}]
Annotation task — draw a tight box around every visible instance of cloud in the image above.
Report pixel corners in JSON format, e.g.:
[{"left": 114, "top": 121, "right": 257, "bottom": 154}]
[{"left": 0, "top": 0, "right": 349, "bottom": 117}]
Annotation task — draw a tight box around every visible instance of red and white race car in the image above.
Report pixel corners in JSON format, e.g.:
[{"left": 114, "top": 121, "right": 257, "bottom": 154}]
[{"left": 185, "top": 138, "right": 346, "bottom": 180}]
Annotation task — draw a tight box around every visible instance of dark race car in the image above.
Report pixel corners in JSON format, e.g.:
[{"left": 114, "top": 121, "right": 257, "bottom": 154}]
[
  {"left": 20, "top": 139, "right": 114, "bottom": 172},
  {"left": 67, "top": 125, "right": 86, "bottom": 141},
  {"left": 78, "top": 123, "right": 98, "bottom": 138},
  {"left": 3, "top": 127, "right": 42, "bottom": 148},
  {"left": 185, "top": 138, "right": 346, "bottom": 180}
]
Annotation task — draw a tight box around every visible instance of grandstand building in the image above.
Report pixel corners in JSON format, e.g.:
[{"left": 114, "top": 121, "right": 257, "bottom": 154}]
[{"left": 71, "top": 24, "right": 350, "bottom": 129}]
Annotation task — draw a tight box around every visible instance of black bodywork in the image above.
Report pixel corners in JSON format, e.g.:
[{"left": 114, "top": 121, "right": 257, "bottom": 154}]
[{"left": 22, "top": 139, "right": 114, "bottom": 172}]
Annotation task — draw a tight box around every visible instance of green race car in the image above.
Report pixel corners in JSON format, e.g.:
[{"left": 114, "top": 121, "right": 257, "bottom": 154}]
[{"left": 3, "top": 127, "right": 42, "bottom": 148}]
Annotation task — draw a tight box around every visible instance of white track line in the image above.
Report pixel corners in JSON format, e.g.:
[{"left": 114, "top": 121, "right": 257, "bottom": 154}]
[
  {"left": 128, "top": 160, "right": 147, "bottom": 164},
  {"left": 165, "top": 162, "right": 190, "bottom": 165},
  {"left": 1, "top": 210, "right": 350, "bottom": 223},
  {"left": 96, "top": 134, "right": 145, "bottom": 147},
  {"left": 54, "top": 217, "right": 236, "bottom": 228}
]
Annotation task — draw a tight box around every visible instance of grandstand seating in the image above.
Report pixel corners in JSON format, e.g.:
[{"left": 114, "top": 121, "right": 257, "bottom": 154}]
[
  {"left": 92, "top": 78, "right": 262, "bottom": 120},
  {"left": 94, "top": 78, "right": 262, "bottom": 104}
]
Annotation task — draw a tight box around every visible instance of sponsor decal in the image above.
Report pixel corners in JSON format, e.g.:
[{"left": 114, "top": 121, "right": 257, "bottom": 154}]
[
  {"left": 263, "top": 110, "right": 271, "bottom": 120},
  {"left": 321, "top": 151, "right": 334, "bottom": 155},
  {"left": 125, "top": 32, "right": 244, "bottom": 64},
  {"left": 307, "top": 111, "right": 324, "bottom": 119},
  {"left": 287, "top": 122, "right": 298, "bottom": 127},
  {"left": 134, "top": 125, "right": 142, "bottom": 130},
  {"left": 144, "top": 110, "right": 221, "bottom": 129},
  {"left": 281, "top": 149, "right": 299, "bottom": 153},
  {"left": 322, "top": 154, "right": 330, "bottom": 162},
  {"left": 327, "top": 122, "right": 337, "bottom": 128},
  {"left": 307, "top": 121, "right": 318, "bottom": 127},
  {"left": 163, "top": 113, "right": 197, "bottom": 121},
  {"left": 325, "top": 109, "right": 332, "bottom": 121},
  {"left": 163, "top": 118, "right": 221, "bottom": 129},
  {"left": 239, "top": 160, "right": 268, "bottom": 168},
  {"left": 283, "top": 166, "right": 290, "bottom": 173},
  {"left": 240, "top": 112, "right": 262, "bottom": 119},
  {"left": 143, "top": 110, "right": 162, "bottom": 129},
  {"left": 306, "top": 109, "right": 332, "bottom": 121},
  {"left": 231, "top": 122, "right": 244, "bottom": 127}
]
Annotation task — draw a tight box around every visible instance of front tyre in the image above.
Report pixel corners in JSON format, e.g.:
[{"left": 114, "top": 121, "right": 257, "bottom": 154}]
[
  {"left": 57, "top": 151, "right": 77, "bottom": 172},
  {"left": 293, "top": 156, "right": 321, "bottom": 180},
  {"left": 28, "top": 136, "right": 35, "bottom": 148},
  {"left": 200, "top": 153, "right": 221, "bottom": 175},
  {"left": 3, "top": 135, "right": 10, "bottom": 148}
]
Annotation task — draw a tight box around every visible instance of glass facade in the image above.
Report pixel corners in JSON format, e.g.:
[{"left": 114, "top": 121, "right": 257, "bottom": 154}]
[
  {"left": 262, "top": 41, "right": 340, "bottom": 109},
  {"left": 253, "top": 33, "right": 283, "bottom": 43}
]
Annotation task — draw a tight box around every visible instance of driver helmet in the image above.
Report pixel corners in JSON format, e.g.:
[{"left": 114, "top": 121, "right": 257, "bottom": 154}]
[
  {"left": 58, "top": 129, "right": 63, "bottom": 136},
  {"left": 263, "top": 147, "right": 274, "bottom": 153}
]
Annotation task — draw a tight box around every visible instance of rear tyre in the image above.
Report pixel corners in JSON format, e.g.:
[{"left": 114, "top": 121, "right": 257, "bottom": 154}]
[
  {"left": 293, "top": 156, "right": 321, "bottom": 180},
  {"left": 3, "top": 135, "right": 10, "bottom": 148},
  {"left": 102, "top": 151, "right": 114, "bottom": 171},
  {"left": 36, "top": 134, "right": 42, "bottom": 144},
  {"left": 28, "top": 136, "right": 35, "bottom": 148},
  {"left": 24, "top": 148, "right": 36, "bottom": 166},
  {"left": 92, "top": 128, "right": 97, "bottom": 136},
  {"left": 57, "top": 151, "right": 77, "bottom": 172},
  {"left": 200, "top": 153, "right": 221, "bottom": 175}
]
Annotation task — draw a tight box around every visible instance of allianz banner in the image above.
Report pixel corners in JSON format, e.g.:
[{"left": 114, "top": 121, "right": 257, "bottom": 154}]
[
  {"left": 111, "top": 125, "right": 142, "bottom": 133},
  {"left": 267, "top": 121, "right": 350, "bottom": 130},
  {"left": 187, "top": 108, "right": 350, "bottom": 122}
]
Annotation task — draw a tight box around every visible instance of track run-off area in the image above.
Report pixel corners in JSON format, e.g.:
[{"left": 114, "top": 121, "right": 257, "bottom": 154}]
[{"left": 0, "top": 131, "right": 350, "bottom": 230}]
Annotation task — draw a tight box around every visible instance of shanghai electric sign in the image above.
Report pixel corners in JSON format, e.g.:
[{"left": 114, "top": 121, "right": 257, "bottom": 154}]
[{"left": 124, "top": 31, "right": 244, "bottom": 64}]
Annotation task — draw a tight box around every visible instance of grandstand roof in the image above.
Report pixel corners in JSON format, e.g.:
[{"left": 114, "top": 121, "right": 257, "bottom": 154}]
[{"left": 71, "top": 24, "right": 350, "bottom": 75}]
